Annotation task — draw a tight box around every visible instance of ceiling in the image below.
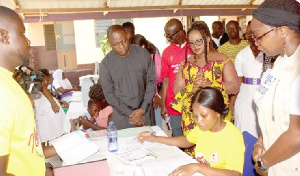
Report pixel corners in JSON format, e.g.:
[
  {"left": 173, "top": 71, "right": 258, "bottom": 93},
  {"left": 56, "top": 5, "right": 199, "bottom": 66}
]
[{"left": 0, "top": 0, "right": 264, "bottom": 22}]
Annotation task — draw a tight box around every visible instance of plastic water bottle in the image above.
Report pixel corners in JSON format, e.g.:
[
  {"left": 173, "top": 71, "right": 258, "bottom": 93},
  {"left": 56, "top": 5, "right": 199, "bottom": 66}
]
[
  {"left": 165, "top": 114, "right": 172, "bottom": 130},
  {"left": 107, "top": 121, "right": 119, "bottom": 153}
]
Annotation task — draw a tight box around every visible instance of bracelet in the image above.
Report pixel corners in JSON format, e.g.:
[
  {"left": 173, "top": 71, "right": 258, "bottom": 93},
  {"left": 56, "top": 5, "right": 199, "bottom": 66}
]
[
  {"left": 254, "top": 142, "right": 264, "bottom": 148},
  {"left": 156, "top": 94, "right": 161, "bottom": 98}
]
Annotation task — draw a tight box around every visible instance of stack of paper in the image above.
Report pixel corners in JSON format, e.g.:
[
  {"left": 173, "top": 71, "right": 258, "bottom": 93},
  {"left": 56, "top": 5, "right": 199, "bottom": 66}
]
[{"left": 50, "top": 131, "right": 100, "bottom": 165}]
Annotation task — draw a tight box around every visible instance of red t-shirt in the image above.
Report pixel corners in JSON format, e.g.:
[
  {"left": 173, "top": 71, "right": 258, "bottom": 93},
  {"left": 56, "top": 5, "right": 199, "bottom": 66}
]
[{"left": 161, "top": 43, "right": 192, "bottom": 115}]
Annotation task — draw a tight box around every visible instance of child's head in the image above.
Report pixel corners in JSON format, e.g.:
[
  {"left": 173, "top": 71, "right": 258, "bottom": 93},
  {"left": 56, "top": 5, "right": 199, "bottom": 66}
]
[
  {"left": 87, "top": 100, "right": 100, "bottom": 118},
  {"left": 191, "top": 87, "right": 228, "bottom": 132},
  {"left": 89, "top": 83, "right": 107, "bottom": 109},
  {"left": 39, "top": 68, "right": 50, "bottom": 87}
]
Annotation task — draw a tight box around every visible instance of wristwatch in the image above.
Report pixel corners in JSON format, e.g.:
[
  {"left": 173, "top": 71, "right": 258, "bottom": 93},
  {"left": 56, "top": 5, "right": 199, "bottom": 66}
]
[{"left": 257, "top": 156, "right": 269, "bottom": 171}]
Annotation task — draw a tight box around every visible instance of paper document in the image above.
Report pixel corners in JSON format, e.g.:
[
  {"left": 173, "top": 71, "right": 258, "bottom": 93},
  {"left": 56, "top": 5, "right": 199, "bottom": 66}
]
[
  {"left": 118, "top": 126, "right": 153, "bottom": 138},
  {"left": 50, "top": 131, "right": 100, "bottom": 165},
  {"left": 116, "top": 152, "right": 203, "bottom": 176}
]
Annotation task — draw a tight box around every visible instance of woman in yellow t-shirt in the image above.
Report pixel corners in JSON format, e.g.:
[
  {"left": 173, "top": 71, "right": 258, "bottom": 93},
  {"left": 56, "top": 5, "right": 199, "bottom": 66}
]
[{"left": 137, "top": 87, "right": 245, "bottom": 176}]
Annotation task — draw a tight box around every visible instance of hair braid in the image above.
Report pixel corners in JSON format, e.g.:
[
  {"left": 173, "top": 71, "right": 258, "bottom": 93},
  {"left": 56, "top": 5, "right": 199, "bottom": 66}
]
[{"left": 89, "top": 83, "right": 105, "bottom": 101}]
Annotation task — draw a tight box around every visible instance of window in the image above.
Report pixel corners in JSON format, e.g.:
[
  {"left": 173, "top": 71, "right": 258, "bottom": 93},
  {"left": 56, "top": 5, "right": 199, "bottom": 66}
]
[
  {"left": 95, "top": 18, "right": 131, "bottom": 47},
  {"left": 44, "top": 24, "right": 56, "bottom": 51}
]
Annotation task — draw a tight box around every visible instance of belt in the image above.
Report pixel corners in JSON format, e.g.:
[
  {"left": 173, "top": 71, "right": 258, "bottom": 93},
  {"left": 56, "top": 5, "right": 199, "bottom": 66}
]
[{"left": 243, "top": 77, "right": 261, "bottom": 85}]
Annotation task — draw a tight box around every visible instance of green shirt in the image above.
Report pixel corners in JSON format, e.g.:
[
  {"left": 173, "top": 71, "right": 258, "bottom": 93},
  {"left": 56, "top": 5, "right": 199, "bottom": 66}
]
[{"left": 218, "top": 40, "right": 249, "bottom": 63}]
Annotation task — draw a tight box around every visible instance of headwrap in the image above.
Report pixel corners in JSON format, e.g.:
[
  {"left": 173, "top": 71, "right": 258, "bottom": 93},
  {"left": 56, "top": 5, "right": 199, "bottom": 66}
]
[
  {"left": 52, "top": 69, "right": 73, "bottom": 90},
  {"left": 253, "top": 7, "right": 300, "bottom": 31}
]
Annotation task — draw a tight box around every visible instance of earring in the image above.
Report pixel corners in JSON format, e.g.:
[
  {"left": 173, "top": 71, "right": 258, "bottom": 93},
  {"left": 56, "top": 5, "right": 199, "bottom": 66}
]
[{"left": 283, "top": 39, "right": 286, "bottom": 56}]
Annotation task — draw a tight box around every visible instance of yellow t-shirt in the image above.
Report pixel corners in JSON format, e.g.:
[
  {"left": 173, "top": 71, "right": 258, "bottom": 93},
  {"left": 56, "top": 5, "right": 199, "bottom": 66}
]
[
  {"left": 218, "top": 40, "right": 249, "bottom": 63},
  {"left": 0, "top": 67, "right": 45, "bottom": 175},
  {"left": 186, "top": 121, "right": 245, "bottom": 174}
]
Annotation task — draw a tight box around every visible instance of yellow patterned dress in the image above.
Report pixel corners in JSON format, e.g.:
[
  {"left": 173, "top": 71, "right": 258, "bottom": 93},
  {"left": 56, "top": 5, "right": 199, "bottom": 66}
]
[{"left": 170, "top": 60, "right": 232, "bottom": 157}]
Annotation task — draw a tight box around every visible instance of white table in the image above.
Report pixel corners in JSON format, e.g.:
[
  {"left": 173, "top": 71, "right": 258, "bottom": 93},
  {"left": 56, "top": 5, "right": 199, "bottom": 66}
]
[
  {"left": 65, "top": 126, "right": 203, "bottom": 176},
  {"left": 66, "top": 92, "right": 87, "bottom": 120}
]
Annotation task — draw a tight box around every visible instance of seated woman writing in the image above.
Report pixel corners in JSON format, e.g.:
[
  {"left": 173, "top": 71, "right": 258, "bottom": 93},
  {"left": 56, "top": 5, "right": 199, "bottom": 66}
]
[
  {"left": 52, "top": 69, "right": 80, "bottom": 102},
  {"left": 137, "top": 87, "right": 245, "bottom": 176}
]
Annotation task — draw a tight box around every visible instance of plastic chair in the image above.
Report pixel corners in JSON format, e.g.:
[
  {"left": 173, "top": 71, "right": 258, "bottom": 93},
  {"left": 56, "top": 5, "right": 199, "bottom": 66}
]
[{"left": 242, "top": 131, "right": 260, "bottom": 176}]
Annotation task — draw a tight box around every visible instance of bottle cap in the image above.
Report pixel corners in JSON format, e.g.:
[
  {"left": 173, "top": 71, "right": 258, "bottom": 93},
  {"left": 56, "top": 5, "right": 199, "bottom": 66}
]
[{"left": 109, "top": 121, "right": 114, "bottom": 125}]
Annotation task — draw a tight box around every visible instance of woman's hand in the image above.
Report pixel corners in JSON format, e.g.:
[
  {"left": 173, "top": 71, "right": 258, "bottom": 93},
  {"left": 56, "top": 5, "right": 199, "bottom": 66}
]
[
  {"left": 254, "top": 163, "right": 269, "bottom": 176},
  {"left": 136, "top": 131, "right": 156, "bottom": 144},
  {"left": 168, "top": 163, "right": 199, "bottom": 176},
  {"left": 192, "top": 75, "right": 211, "bottom": 94},
  {"left": 73, "top": 85, "right": 80, "bottom": 91},
  {"left": 252, "top": 143, "right": 265, "bottom": 162},
  {"left": 51, "top": 102, "right": 60, "bottom": 113}
]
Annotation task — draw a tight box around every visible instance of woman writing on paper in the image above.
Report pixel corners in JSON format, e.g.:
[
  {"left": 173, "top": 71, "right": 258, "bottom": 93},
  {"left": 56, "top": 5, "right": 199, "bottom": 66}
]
[{"left": 137, "top": 87, "right": 245, "bottom": 176}]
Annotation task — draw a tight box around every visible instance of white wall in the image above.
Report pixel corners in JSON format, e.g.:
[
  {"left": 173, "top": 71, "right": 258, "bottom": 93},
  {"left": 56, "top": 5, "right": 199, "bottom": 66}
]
[
  {"left": 199, "top": 16, "right": 219, "bottom": 34},
  {"left": 27, "top": 22, "right": 53, "bottom": 46},
  {"left": 74, "top": 20, "right": 104, "bottom": 65},
  {"left": 133, "top": 17, "right": 169, "bottom": 55}
]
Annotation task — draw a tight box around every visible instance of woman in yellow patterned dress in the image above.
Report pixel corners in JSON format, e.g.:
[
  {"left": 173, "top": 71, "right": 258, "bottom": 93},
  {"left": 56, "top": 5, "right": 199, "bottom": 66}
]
[{"left": 171, "top": 21, "right": 240, "bottom": 157}]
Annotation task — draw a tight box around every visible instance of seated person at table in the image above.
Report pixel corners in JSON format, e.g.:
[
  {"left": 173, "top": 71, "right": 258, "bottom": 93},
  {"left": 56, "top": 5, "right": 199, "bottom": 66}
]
[
  {"left": 137, "top": 87, "right": 245, "bottom": 176},
  {"left": 72, "top": 100, "right": 101, "bottom": 132},
  {"left": 89, "top": 82, "right": 113, "bottom": 128},
  {"left": 52, "top": 69, "right": 80, "bottom": 102},
  {"left": 32, "top": 70, "right": 69, "bottom": 143}
]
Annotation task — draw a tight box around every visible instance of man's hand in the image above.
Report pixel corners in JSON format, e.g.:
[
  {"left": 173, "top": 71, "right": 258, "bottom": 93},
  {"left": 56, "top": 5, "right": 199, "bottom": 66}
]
[
  {"left": 160, "top": 104, "right": 168, "bottom": 117},
  {"left": 129, "top": 109, "right": 145, "bottom": 123},
  {"left": 134, "top": 118, "right": 145, "bottom": 127},
  {"left": 153, "top": 95, "right": 162, "bottom": 110}
]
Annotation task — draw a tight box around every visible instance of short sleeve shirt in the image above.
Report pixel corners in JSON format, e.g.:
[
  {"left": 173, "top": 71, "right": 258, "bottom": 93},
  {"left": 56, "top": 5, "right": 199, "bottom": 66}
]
[{"left": 187, "top": 121, "right": 245, "bottom": 174}]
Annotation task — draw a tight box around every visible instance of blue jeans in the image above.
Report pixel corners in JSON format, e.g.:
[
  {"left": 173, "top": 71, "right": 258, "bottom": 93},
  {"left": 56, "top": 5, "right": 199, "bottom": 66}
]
[{"left": 154, "top": 107, "right": 163, "bottom": 129}]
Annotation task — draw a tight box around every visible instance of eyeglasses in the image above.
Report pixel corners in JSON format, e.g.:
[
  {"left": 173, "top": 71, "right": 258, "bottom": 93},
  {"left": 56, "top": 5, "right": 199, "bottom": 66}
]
[
  {"left": 189, "top": 39, "right": 203, "bottom": 48},
  {"left": 251, "top": 28, "right": 276, "bottom": 44},
  {"left": 164, "top": 29, "right": 180, "bottom": 39}
]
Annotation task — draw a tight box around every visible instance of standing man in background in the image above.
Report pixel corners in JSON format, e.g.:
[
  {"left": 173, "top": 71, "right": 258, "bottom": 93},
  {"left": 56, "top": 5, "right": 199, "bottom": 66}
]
[
  {"left": 160, "top": 19, "right": 192, "bottom": 137},
  {"left": 0, "top": 6, "right": 45, "bottom": 176},
  {"left": 218, "top": 20, "right": 248, "bottom": 119},
  {"left": 99, "top": 25, "right": 156, "bottom": 130},
  {"left": 211, "top": 21, "right": 229, "bottom": 49},
  {"left": 218, "top": 20, "right": 249, "bottom": 63}
]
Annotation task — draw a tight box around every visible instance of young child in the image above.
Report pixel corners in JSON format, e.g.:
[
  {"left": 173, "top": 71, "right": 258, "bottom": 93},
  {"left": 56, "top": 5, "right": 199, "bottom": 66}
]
[
  {"left": 77, "top": 100, "right": 102, "bottom": 131},
  {"left": 89, "top": 82, "right": 113, "bottom": 128}
]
